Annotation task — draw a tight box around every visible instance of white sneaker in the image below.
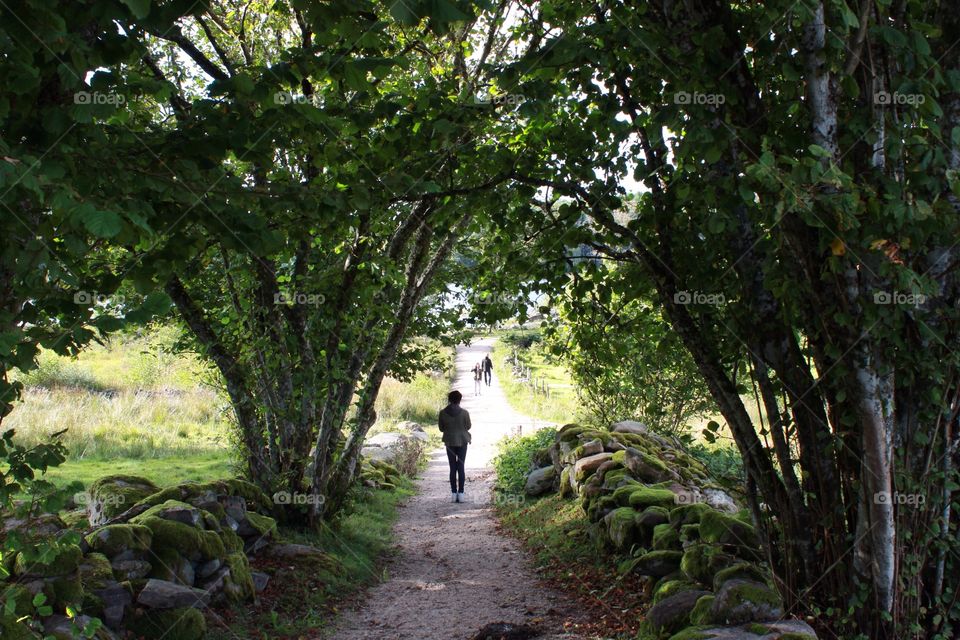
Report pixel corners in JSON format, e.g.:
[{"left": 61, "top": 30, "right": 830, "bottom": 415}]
[
  {"left": 450, "top": 492, "right": 458, "bottom": 503},
  {"left": 457, "top": 492, "right": 466, "bottom": 503}
]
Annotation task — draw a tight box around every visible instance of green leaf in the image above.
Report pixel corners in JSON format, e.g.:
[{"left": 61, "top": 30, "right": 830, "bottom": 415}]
[
  {"left": 122, "top": 0, "right": 151, "bottom": 19},
  {"left": 79, "top": 206, "right": 123, "bottom": 238}
]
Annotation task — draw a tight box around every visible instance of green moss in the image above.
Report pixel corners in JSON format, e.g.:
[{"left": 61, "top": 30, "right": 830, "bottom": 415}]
[
  {"left": 680, "top": 544, "right": 716, "bottom": 584},
  {"left": 0, "top": 617, "right": 37, "bottom": 640},
  {"left": 721, "top": 581, "right": 780, "bottom": 608},
  {"left": 126, "top": 606, "right": 206, "bottom": 640},
  {"left": 669, "top": 503, "right": 712, "bottom": 527},
  {"left": 47, "top": 573, "right": 83, "bottom": 607},
  {"left": 558, "top": 466, "right": 572, "bottom": 498},
  {"left": 1, "top": 584, "right": 33, "bottom": 617},
  {"left": 744, "top": 623, "right": 774, "bottom": 634},
  {"left": 605, "top": 507, "right": 640, "bottom": 550},
  {"left": 775, "top": 633, "right": 817, "bottom": 640},
  {"left": 61, "top": 510, "right": 90, "bottom": 530},
  {"left": 665, "top": 629, "right": 711, "bottom": 640},
  {"left": 221, "top": 527, "right": 244, "bottom": 553},
  {"left": 629, "top": 487, "right": 677, "bottom": 509},
  {"left": 78, "top": 553, "right": 114, "bottom": 591},
  {"left": 689, "top": 594, "right": 716, "bottom": 625},
  {"left": 601, "top": 467, "right": 628, "bottom": 489},
  {"left": 633, "top": 550, "right": 683, "bottom": 577},
  {"left": 14, "top": 544, "right": 82, "bottom": 577},
  {"left": 556, "top": 423, "right": 585, "bottom": 440},
  {"left": 220, "top": 552, "right": 255, "bottom": 602},
  {"left": 89, "top": 474, "right": 159, "bottom": 520},
  {"left": 652, "top": 579, "right": 698, "bottom": 604},
  {"left": 133, "top": 514, "right": 225, "bottom": 561},
  {"left": 652, "top": 523, "right": 681, "bottom": 550},
  {"left": 680, "top": 524, "right": 700, "bottom": 543},
  {"left": 700, "top": 510, "right": 758, "bottom": 547},
  {"left": 245, "top": 512, "right": 278, "bottom": 538},
  {"left": 85, "top": 524, "right": 153, "bottom": 557},
  {"left": 713, "top": 562, "right": 769, "bottom": 591},
  {"left": 611, "top": 481, "right": 641, "bottom": 506},
  {"left": 611, "top": 449, "right": 626, "bottom": 465}
]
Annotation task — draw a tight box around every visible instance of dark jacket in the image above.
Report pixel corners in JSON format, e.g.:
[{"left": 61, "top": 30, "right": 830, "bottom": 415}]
[
  {"left": 438, "top": 404, "right": 472, "bottom": 447},
  {"left": 482, "top": 356, "right": 493, "bottom": 372}
]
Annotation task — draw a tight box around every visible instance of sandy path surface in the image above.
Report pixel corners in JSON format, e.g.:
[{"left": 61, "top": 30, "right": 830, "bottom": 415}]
[{"left": 328, "top": 338, "right": 584, "bottom": 640}]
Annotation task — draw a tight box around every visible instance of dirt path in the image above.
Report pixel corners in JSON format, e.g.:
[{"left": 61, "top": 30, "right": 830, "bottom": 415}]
[{"left": 328, "top": 338, "right": 584, "bottom": 640}]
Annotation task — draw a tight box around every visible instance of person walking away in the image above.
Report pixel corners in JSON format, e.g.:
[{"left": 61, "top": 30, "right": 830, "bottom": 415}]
[
  {"left": 482, "top": 354, "right": 493, "bottom": 386},
  {"left": 473, "top": 361, "right": 483, "bottom": 396},
  {"left": 438, "top": 390, "right": 471, "bottom": 503}
]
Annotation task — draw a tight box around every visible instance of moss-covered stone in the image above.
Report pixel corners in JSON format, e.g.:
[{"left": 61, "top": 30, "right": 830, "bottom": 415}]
[
  {"left": 633, "top": 550, "right": 683, "bottom": 577},
  {"left": 60, "top": 510, "right": 89, "bottom": 530},
  {"left": 611, "top": 481, "right": 641, "bottom": 506},
  {"left": 14, "top": 544, "right": 82, "bottom": 577},
  {"left": 628, "top": 487, "right": 677, "bottom": 510},
  {"left": 679, "top": 523, "right": 701, "bottom": 544},
  {"left": 669, "top": 502, "right": 713, "bottom": 527},
  {"left": 245, "top": 512, "right": 278, "bottom": 539},
  {"left": 558, "top": 466, "right": 572, "bottom": 498},
  {"left": 78, "top": 553, "right": 114, "bottom": 592},
  {"left": 712, "top": 562, "right": 769, "bottom": 591},
  {"left": 85, "top": 524, "right": 153, "bottom": 557},
  {"left": 0, "top": 617, "right": 38, "bottom": 640},
  {"left": 601, "top": 467, "right": 628, "bottom": 490},
  {"left": 47, "top": 573, "right": 84, "bottom": 607},
  {"left": 711, "top": 578, "right": 782, "bottom": 624},
  {"left": 681, "top": 544, "right": 719, "bottom": 585},
  {"left": 132, "top": 512, "right": 226, "bottom": 562},
  {"left": 665, "top": 629, "right": 711, "bottom": 640},
  {"left": 652, "top": 579, "right": 699, "bottom": 604},
  {"left": 689, "top": 594, "right": 717, "bottom": 625},
  {"left": 220, "top": 552, "right": 255, "bottom": 602},
  {"left": 88, "top": 475, "right": 159, "bottom": 523},
  {"left": 652, "top": 523, "right": 681, "bottom": 550},
  {"left": 126, "top": 606, "right": 206, "bottom": 640},
  {"left": 604, "top": 507, "right": 641, "bottom": 550},
  {"left": 699, "top": 510, "right": 758, "bottom": 548}
]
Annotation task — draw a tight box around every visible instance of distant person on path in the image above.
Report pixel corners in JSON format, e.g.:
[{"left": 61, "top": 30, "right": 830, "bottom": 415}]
[
  {"left": 439, "top": 390, "right": 471, "bottom": 503},
  {"left": 483, "top": 354, "right": 493, "bottom": 386},
  {"left": 473, "top": 362, "right": 483, "bottom": 396}
]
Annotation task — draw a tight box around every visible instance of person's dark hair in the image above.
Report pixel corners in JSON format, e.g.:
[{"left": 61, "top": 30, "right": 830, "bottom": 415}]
[{"left": 448, "top": 390, "right": 463, "bottom": 404}]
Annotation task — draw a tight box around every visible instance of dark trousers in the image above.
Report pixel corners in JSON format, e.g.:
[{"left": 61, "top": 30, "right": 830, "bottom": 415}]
[
  {"left": 446, "top": 445, "right": 467, "bottom": 493},
  {"left": 483, "top": 369, "right": 491, "bottom": 385}
]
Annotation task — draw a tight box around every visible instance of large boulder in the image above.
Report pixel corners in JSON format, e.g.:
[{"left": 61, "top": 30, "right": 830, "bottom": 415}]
[
  {"left": 524, "top": 465, "right": 557, "bottom": 496},
  {"left": 710, "top": 579, "right": 782, "bottom": 625},
  {"left": 86, "top": 476, "right": 159, "bottom": 526},
  {"left": 604, "top": 507, "right": 641, "bottom": 550},
  {"left": 573, "top": 452, "right": 613, "bottom": 482}
]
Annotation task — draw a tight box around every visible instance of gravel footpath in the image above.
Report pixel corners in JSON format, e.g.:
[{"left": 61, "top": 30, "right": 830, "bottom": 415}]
[{"left": 328, "top": 339, "right": 586, "bottom": 640}]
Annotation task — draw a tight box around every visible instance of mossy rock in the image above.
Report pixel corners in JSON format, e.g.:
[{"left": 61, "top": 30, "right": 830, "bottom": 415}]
[
  {"left": 132, "top": 506, "right": 226, "bottom": 563},
  {"left": 220, "top": 552, "right": 255, "bottom": 602},
  {"left": 78, "top": 553, "right": 114, "bottom": 592},
  {"left": 712, "top": 562, "right": 769, "bottom": 592},
  {"left": 88, "top": 475, "right": 159, "bottom": 524},
  {"left": 60, "top": 510, "right": 89, "bottom": 530},
  {"left": 689, "top": 594, "right": 717, "bottom": 625},
  {"left": 586, "top": 495, "right": 618, "bottom": 524},
  {"left": 669, "top": 503, "right": 713, "bottom": 527},
  {"left": 47, "top": 573, "right": 84, "bottom": 607},
  {"left": 604, "top": 507, "right": 641, "bottom": 550},
  {"left": 665, "top": 629, "right": 712, "bottom": 640},
  {"left": 628, "top": 487, "right": 677, "bottom": 510},
  {"left": 601, "top": 467, "right": 628, "bottom": 490},
  {"left": 652, "top": 523, "right": 681, "bottom": 550},
  {"left": 14, "top": 544, "right": 82, "bottom": 578},
  {"left": 633, "top": 550, "right": 683, "bottom": 577},
  {"left": 710, "top": 578, "right": 782, "bottom": 624},
  {"left": 558, "top": 466, "right": 573, "bottom": 498},
  {"left": 132, "top": 478, "right": 273, "bottom": 516},
  {"left": 556, "top": 423, "right": 585, "bottom": 440},
  {"left": 0, "top": 617, "right": 38, "bottom": 640},
  {"left": 611, "top": 481, "right": 642, "bottom": 506},
  {"left": 643, "top": 588, "right": 711, "bottom": 636},
  {"left": 245, "top": 512, "right": 278, "bottom": 539},
  {"left": 126, "top": 606, "right": 206, "bottom": 640},
  {"left": 148, "top": 547, "right": 195, "bottom": 585},
  {"left": 86, "top": 524, "right": 153, "bottom": 557},
  {"left": 610, "top": 449, "right": 627, "bottom": 465},
  {"left": 680, "top": 544, "right": 721, "bottom": 585},
  {"left": 652, "top": 579, "right": 699, "bottom": 604},
  {"left": 699, "top": 510, "right": 758, "bottom": 548},
  {"left": 679, "top": 524, "right": 701, "bottom": 544}
]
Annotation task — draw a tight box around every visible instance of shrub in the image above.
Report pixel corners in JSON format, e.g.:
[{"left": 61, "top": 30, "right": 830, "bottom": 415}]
[{"left": 493, "top": 427, "right": 557, "bottom": 495}]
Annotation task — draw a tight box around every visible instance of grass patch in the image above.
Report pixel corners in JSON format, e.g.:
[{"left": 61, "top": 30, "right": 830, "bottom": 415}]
[
  {"left": 207, "top": 481, "right": 415, "bottom": 639},
  {"left": 42, "top": 453, "right": 235, "bottom": 490},
  {"left": 491, "top": 335, "right": 581, "bottom": 424},
  {"left": 492, "top": 428, "right": 557, "bottom": 494}
]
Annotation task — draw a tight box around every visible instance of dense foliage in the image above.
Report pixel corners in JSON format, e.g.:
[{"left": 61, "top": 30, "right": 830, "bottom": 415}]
[{"left": 492, "top": 427, "right": 557, "bottom": 496}]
